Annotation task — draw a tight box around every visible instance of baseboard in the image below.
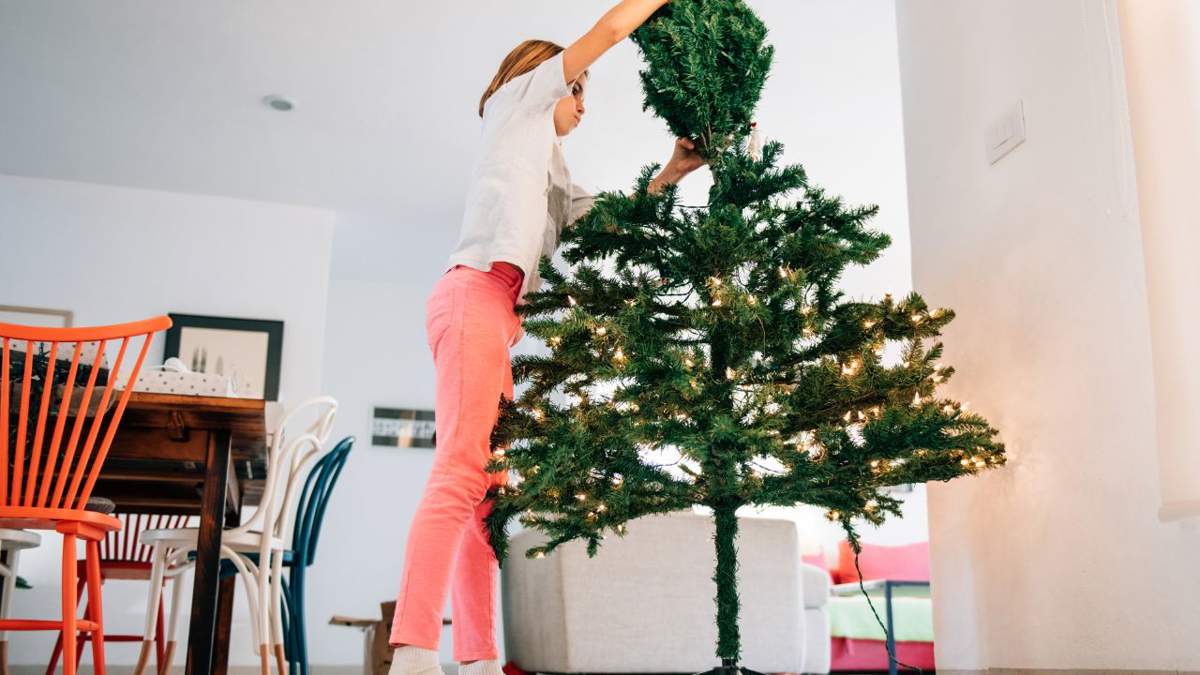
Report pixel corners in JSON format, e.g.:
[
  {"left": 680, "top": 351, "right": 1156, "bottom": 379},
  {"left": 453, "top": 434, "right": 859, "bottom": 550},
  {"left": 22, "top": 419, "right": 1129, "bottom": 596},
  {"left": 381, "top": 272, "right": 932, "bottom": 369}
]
[
  {"left": 9, "top": 662, "right": 369, "bottom": 667},
  {"left": 941, "top": 670, "right": 1200, "bottom": 675}
]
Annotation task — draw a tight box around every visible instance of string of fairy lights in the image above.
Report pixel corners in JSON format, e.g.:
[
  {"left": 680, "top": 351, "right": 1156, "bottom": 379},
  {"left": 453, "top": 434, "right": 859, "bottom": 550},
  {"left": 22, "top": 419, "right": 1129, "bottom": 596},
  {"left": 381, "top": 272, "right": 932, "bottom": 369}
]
[{"left": 484, "top": 262, "right": 1004, "bottom": 556}]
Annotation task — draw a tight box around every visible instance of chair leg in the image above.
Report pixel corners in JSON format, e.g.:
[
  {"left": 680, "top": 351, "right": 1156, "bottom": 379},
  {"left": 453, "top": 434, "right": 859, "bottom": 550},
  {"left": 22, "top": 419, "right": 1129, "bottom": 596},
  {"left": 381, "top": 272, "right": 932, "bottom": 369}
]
[
  {"left": 1, "top": 547, "right": 22, "bottom": 675},
  {"left": 159, "top": 567, "right": 188, "bottom": 675},
  {"left": 73, "top": 588, "right": 90, "bottom": 672},
  {"left": 153, "top": 592, "right": 166, "bottom": 670},
  {"left": 134, "top": 543, "right": 167, "bottom": 675},
  {"left": 290, "top": 568, "right": 309, "bottom": 675},
  {"left": 85, "top": 541, "right": 106, "bottom": 675},
  {"left": 269, "top": 551, "right": 287, "bottom": 675},
  {"left": 280, "top": 575, "right": 298, "bottom": 675},
  {"left": 61, "top": 534, "right": 78, "bottom": 675},
  {"left": 45, "top": 570, "right": 84, "bottom": 675}
]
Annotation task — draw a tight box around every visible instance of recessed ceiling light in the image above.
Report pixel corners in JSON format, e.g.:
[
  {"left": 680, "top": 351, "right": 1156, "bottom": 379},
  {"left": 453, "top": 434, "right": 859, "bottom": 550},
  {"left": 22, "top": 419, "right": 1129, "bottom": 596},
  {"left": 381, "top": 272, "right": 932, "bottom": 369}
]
[{"left": 262, "top": 95, "right": 295, "bottom": 112}]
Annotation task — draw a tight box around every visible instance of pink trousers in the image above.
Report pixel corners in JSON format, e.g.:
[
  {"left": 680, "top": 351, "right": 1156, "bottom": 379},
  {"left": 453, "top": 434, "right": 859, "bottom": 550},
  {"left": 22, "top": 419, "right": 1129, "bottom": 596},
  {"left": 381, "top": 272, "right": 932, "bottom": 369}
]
[{"left": 389, "top": 261, "right": 523, "bottom": 661}]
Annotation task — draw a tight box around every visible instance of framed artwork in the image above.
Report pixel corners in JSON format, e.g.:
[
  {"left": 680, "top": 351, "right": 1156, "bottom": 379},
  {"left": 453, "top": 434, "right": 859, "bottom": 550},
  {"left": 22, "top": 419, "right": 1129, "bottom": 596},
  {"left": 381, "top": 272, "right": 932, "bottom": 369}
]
[
  {"left": 0, "top": 305, "right": 73, "bottom": 328},
  {"left": 164, "top": 313, "right": 284, "bottom": 400},
  {"left": 372, "top": 407, "right": 436, "bottom": 448}
]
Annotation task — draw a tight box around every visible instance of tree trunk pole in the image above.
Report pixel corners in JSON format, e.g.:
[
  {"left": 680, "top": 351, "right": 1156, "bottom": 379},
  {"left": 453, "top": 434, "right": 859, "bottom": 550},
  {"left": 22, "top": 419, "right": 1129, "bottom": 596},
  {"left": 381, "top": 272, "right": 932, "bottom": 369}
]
[
  {"left": 707, "top": 325, "right": 742, "bottom": 667},
  {"left": 712, "top": 501, "right": 742, "bottom": 665}
]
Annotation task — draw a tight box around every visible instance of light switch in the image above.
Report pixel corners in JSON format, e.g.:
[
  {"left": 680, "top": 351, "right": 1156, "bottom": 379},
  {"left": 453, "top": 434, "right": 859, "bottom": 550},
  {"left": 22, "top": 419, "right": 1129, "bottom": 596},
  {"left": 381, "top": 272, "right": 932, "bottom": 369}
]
[{"left": 987, "top": 100, "right": 1026, "bottom": 164}]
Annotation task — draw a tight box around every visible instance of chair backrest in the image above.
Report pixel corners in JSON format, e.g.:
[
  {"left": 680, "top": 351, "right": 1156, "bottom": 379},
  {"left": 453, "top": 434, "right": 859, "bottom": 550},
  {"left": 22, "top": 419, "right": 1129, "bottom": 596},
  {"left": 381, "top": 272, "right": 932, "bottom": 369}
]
[
  {"left": 0, "top": 316, "right": 171, "bottom": 512},
  {"left": 100, "top": 513, "right": 197, "bottom": 563},
  {"left": 290, "top": 435, "right": 353, "bottom": 566},
  {"left": 237, "top": 396, "right": 337, "bottom": 543}
]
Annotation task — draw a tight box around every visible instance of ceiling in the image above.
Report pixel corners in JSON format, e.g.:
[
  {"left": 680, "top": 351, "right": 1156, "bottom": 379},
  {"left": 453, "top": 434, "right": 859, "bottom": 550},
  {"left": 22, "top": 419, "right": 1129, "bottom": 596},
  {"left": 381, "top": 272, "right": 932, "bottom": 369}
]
[{"left": 0, "top": 1, "right": 910, "bottom": 289}]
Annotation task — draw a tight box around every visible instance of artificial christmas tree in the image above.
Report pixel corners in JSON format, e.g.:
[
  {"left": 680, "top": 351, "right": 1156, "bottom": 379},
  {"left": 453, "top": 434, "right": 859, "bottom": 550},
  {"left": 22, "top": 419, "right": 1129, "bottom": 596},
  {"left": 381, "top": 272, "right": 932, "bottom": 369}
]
[{"left": 483, "top": 1, "right": 1006, "bottom": 673}]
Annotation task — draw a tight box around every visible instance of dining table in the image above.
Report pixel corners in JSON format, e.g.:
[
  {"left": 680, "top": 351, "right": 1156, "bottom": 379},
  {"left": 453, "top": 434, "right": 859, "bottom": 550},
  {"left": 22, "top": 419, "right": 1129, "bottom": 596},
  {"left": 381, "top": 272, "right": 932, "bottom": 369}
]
[{"left": 97, "top": 391, "right": 270, "bottom": 675}]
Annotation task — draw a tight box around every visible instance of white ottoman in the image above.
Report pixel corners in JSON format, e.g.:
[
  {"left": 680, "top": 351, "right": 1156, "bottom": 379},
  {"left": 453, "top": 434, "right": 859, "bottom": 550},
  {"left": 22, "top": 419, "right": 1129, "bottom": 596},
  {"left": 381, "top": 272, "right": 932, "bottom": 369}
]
[{"left": 501, "top": 509, "right": 816, "bottom": 674}]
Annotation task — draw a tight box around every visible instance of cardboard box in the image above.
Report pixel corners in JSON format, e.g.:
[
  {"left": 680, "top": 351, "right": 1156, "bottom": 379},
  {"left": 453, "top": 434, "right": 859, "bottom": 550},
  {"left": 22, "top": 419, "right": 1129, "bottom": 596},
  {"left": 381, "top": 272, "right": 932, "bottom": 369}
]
[{"left": 331, "top": 601, "right": 399, "bottom": 675}]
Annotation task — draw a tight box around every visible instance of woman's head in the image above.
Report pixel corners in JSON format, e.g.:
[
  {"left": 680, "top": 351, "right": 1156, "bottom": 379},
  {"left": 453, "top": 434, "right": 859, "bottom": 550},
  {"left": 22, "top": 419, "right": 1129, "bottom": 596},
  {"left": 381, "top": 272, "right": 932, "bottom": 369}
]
[{"left": 479, "top": 39, "right": 588, "bottom": 137}]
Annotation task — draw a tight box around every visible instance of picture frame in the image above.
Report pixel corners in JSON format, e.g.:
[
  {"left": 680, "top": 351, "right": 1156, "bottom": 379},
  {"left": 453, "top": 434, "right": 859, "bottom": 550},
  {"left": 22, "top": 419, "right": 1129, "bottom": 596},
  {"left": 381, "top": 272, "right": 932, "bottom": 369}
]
[
  {"left": 372, "top": 407, "right": 436, "bottom": 448},
  {"left": 0, "top": 305, "right": 73, "bottom": 328},
  {"left": 163, "top": 313, "right": 284, "bottom": 401}
]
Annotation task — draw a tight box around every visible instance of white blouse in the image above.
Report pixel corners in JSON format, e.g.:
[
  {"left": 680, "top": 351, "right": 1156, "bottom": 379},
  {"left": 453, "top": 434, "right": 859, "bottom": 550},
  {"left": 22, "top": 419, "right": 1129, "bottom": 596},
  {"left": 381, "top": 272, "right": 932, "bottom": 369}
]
[{"left": 445, "top": 50, "right": 596, "bottom": 309}]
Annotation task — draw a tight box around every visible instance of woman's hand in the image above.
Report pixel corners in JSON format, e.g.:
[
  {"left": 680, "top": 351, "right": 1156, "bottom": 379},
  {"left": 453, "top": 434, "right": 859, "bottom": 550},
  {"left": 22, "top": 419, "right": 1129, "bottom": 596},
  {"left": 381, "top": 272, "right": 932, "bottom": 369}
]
[{"left": 648, "top": 137, "right": 706, "bottom": 194}]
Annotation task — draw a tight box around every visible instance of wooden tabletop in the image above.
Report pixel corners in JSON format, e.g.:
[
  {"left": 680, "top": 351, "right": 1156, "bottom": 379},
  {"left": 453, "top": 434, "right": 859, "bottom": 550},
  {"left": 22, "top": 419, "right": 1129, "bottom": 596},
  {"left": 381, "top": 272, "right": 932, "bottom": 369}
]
[{"left": 94, "top": 391, "right": 270, "bottom": 514}]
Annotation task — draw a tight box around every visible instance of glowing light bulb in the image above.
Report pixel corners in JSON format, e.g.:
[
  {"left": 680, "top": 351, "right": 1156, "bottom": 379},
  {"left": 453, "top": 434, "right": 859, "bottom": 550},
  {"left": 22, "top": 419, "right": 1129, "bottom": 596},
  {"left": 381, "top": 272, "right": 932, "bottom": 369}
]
[
  {"left": 747, "top": 295, "right": 758, "bottom": 306},
  {"left": 726, "top": 367, "right": 736, "bottom": 380},
  {"left": 614, "top": 348, "right": 626, "bottom": 362},
  {"left": 912, "top": 392, "right": 921, "bottom": 406},
  {"left": 535, "top": 551, "right": 546, "bottom": 559},
  {"left": 712, "top": 298, "right": 723, "bottom": 307},
  {"left": 710, "top": 276, "right": 723, "bottom": 287},
  {"left": 911, "top": 313, "right": 922, "bottom": 323},
  {"left": 596, "top": 326, "right": 607, "bottom": 336},
  {"left": 684, "top": 357, "right": 695, "bottom": 368},
  {"left": 863, "top": 319, "right": 876, "bottom": 329},
  {"left": 567, "top": 295, "right": 578, "bottom": 306},
  {"left": 575, "top": 493, "right": 587, "bottom": 501},
  {"left": 532, "top": 408, "right": 545, "bottom": 421}
]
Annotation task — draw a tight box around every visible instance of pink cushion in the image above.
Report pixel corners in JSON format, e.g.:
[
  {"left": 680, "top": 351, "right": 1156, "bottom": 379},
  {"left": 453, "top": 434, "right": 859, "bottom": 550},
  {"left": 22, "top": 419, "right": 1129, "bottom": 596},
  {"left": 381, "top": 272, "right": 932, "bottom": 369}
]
[
  {"left": 803, "top": 550, "right": 836, "bottom": 583},
  {"left": 802, "top": 552, "right": 827, "bottom": 569},
  {"left": 836, "top": 540, "right": 930, "bottom": 583}
]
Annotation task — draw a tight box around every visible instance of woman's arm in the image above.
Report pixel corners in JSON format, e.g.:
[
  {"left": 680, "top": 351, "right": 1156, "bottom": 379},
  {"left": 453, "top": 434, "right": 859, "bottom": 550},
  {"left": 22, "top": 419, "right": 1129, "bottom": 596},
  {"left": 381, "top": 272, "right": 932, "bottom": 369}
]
[
  {"left": 648, "top": 138, "right": 706, "bottom": 194},
  {"left": 562, "top": 0, "right": 671, "bottom": 83}
]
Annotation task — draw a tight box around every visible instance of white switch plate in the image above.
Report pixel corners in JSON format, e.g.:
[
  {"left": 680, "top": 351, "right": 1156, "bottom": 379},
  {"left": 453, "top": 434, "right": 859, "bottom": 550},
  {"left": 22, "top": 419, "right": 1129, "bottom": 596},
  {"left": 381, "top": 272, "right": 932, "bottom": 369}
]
[{"left": 987, "top": 100, "right": 1026, "bottom": 164}]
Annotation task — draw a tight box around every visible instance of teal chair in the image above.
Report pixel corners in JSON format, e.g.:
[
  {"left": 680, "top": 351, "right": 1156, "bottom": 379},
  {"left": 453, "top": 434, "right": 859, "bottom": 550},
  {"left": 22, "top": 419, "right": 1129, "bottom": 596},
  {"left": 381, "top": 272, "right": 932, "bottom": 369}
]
[{"left": 279, "top": 435, "right": 354, "bottom": 675}]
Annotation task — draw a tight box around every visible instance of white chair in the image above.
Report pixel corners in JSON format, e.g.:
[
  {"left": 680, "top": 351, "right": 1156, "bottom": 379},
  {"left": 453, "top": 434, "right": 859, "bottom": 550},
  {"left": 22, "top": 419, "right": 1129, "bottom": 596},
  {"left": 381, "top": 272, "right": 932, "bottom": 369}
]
[
  {"left": 0, "top": 528, "right": 41, "bottom": 672},
  {"left": 132, "top": 396, "right": 338, "bottom": 675}
]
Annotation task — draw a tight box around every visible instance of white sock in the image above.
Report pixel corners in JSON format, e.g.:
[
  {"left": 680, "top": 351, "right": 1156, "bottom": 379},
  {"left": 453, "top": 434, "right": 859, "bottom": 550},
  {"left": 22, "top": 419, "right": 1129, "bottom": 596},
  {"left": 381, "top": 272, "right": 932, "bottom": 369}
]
[
  {"left": 458, "top": 659, "right": 504, "bottom": 675},
  {"left": 389, "top": 645, "right": 444, "bottom": 675}
]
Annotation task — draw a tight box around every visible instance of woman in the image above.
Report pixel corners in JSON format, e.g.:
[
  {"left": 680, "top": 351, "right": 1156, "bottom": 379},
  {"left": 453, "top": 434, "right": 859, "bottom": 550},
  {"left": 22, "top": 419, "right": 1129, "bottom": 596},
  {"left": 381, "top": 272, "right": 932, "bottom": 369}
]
[{"left": 389, "top": 3, "right": 705, "bottom": 674}]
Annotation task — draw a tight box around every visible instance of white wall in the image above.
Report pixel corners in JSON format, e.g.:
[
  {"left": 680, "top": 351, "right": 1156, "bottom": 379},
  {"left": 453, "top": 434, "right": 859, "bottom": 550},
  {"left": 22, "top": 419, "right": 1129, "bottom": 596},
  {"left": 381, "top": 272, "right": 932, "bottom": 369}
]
[
  {"left": 0, "top": 173, "right": 336, "bottom": 667},
  {"left": 895, "top": 0, "right": 1200, "bottom": 670}
]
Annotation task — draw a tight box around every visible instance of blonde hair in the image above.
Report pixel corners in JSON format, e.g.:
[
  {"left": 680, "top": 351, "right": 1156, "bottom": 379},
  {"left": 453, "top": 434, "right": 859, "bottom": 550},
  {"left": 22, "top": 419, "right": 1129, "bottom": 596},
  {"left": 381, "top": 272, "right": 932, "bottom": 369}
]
[{"left": 479, "top": 39, "right": 567, "bottom": 117}]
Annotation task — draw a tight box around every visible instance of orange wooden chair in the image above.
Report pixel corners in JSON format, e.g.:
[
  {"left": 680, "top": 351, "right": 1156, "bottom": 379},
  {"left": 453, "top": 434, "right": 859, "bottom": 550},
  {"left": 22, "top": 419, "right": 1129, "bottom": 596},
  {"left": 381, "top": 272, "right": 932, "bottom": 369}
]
[
  {"left": 46, "top": 512, "right": 197, "bottom": 675},
  {"left": 0, "top": 316, "right": 170, "bottom": 675}
]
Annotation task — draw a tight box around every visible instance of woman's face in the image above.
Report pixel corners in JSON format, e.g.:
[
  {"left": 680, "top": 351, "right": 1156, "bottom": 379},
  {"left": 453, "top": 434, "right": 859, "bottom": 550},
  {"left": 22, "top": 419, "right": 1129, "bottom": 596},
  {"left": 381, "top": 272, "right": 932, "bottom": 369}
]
[{"left": 553, "top": 73, "right": 588, "bottom": 137}]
